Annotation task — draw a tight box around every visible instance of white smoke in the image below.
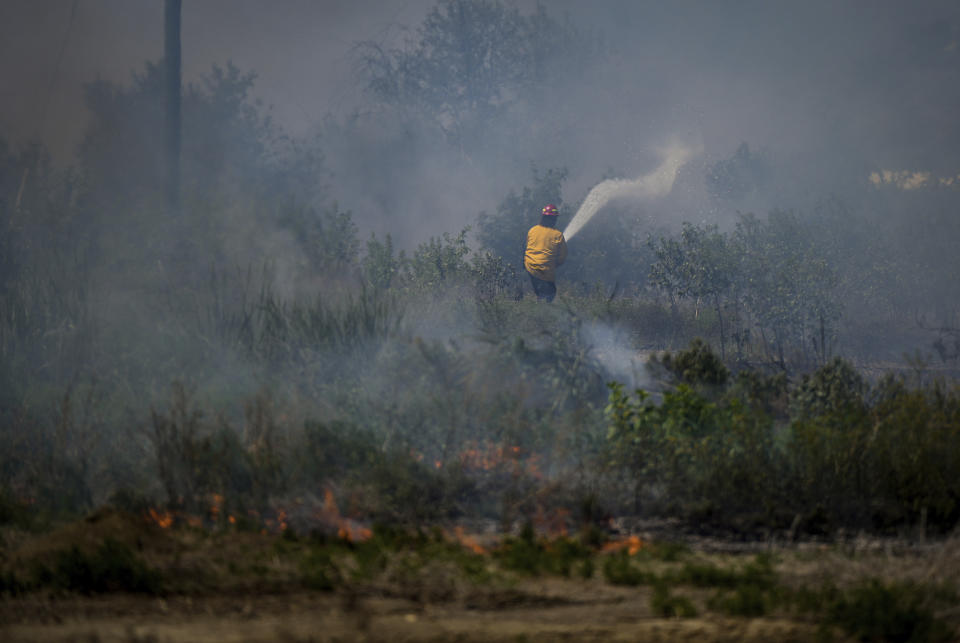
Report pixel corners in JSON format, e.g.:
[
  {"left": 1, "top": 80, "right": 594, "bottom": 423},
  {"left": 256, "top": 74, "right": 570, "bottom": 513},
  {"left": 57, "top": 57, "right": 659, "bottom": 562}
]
[
  {"left": 580, "top": 321, "right": 652, "bottom": 391},
  {"left": 563, "top": 142, "right": 700, "bottom": 240}
]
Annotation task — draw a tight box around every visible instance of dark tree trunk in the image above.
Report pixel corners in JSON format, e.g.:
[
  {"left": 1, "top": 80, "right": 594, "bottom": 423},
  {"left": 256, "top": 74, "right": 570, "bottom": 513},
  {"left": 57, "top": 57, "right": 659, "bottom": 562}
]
[{"left": 164, "top": 0, "right": 181, "bottom": 215}]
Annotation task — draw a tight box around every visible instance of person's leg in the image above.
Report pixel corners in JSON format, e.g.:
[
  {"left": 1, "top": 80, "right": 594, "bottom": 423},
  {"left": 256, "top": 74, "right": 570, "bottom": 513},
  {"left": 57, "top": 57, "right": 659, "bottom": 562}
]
[
  {"left": 529, "top": 273, "right": 546, "bottom": 301},
  {"left": 543, "top": 280, "right": 557, "bottom": 303}
]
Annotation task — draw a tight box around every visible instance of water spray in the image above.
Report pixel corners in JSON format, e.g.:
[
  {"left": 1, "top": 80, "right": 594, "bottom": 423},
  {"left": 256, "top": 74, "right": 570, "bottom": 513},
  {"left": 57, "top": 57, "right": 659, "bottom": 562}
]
[{"left": 563, "top": 143, "right": 699, "bottom": 241}]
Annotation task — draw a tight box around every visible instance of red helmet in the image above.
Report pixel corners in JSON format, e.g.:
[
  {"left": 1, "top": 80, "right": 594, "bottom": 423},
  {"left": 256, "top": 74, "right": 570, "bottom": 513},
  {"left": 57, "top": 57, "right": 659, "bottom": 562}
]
[{"left": 541, "top": 204, "right": 558, "bottom": 216}]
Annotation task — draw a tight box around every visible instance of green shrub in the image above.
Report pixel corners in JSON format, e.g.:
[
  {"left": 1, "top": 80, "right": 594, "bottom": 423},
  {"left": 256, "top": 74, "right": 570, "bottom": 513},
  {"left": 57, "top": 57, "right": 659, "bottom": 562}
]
[
  {"left": 0, "top": 570, "right": 29, "bottom": 596},
  {"left": 709, "top": 583, "right": 772, "bottom": 617},
  {"left": 823, "top": 579, "right": 952, "bottom": 643},
  {"left": 645, "top": 540, "right": 690, "bottom": 562},
  {"left": 655, "top": 338, "right": 729, "bottom": 388},
  {"left": 651, "top": 582, "right": 698, "bottom": 618},
  {"left": 37, "top": 539, "right": 162, "bottom": 595},
  {"left": 363, "top": 233, "right": 402, "bottom": 290},
  {"left": 404, "top": 229, "right": 471, "bottom": 292},
  {"left": 495, "top": 527, "right": 592, "bottom": 577},
  {"left": 299, "top": 547, "right": 341, "bottom": 591},
  {"left": 602, "top": 551, "right": 653, "bottom": 586}
]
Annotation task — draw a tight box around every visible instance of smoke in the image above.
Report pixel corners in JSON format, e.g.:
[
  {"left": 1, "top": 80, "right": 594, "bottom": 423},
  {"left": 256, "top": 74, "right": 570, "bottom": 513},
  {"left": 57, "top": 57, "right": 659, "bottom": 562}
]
[
  {"left": 563, "top": 142, "right": 701, "bottom": 241},
  {"left": 580, "top": 321, "right": 652, "bottom": 392}
]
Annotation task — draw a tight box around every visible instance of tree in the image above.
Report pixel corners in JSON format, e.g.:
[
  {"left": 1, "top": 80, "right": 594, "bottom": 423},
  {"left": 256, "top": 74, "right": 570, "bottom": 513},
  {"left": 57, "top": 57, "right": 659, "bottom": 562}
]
[
  {"left": 733, "top": 211, "right": 840, "bottom": 368},
  {"left": 77, "top": 61, "right": 327, "bottom": 282},
  {"left": 476, "top": 166, "right": 567, "bottom": 268},
  {"left": 649, "top": 223, "right": 736, "bottom": 357},
  {"left": 359, "top": 0, "right": 597, "bottom": 154},
  {"left": 706, "top": 142, "right": 770, "bottom": 204}
]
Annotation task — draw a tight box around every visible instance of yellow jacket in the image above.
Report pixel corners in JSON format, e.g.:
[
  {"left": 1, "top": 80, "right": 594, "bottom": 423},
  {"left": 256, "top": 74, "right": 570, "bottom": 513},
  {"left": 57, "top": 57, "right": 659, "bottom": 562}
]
[{"left": 524, "top": 225, "right": 567, "bottom": 282}]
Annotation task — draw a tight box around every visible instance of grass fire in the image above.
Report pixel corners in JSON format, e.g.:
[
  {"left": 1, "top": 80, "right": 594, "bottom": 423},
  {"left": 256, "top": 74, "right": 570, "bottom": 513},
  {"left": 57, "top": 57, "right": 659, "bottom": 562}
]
[{"left": 3, "top": 0, "right": 960, "bottom": 640}]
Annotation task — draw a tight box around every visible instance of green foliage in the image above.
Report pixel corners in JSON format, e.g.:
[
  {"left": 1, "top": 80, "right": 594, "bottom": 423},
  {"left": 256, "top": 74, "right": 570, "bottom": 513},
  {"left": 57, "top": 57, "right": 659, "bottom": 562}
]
[
  {"left": 404, "top": 228, "right": 472, "bottom": 292},
  {"left": 476, "top": 166, "right": 568, "bottom": 267},
  {"left": 819, "top": 579, "right": 953, "bottom": 643},
  {"left": 606, "top": 351, "right": 779, "bottom": 524},
  {"left": 363, "top": 233, "right": 402, "bottom": 290},
  {"left": 733, "top": 210, "right": 840, "bottom": 368},
  {"left": 790, "top": 357, "right": 867, "bottom": 421},
  {"left": 651, "top": 583, "right": 698, "bottom": 618},
  {"left": 299, "top": 547, "right": 341, "bottom": 591},
  {"left": 277, "top": 201, "right": 359, "bottom": 274},
  {"left": 36, "top": 539, "right": 162, "bottom": 595},
  {"left": 655, "top": 338, "right": 730, "bottom": 388},
  {"left": 646, "top": 210, "right": 842, "bottom": 367},
  {"left": 204, "top": 274, "right": 403, "bottom": 363},
  {"left": 359, "top": 1, "right": 598, "bottom": 152},
  {"left": 650, "top": 223, "right": 736, "bottom": 356},
  {"left": 300, "top": 421, "right": 474, "bottom": 523},
  {"left": 81, "top": 61, "right": 319, "bottom": 209},
  {"left": 495, "top": 527, "right": 592, "bottom": 577},
  {"left": 601, "top": 552, "right": 653, "bottom": 586},
  {"left": 609, "top": 346, "right": 960, "bottom": 534},
  {"left": 708, "top": 583, "right": 772, "bottom": 617},
  {"left": 676, "top": 555, "right": 776, "bottom": 591},
  {"left": 649, "top": 223, "right": 733, "bottom": 306},
  {"left": 647, "top": 541, "right": 690, "bottom": 562},
  {"left": 472, "top": 251, "right": 521, "bottom": 302}
]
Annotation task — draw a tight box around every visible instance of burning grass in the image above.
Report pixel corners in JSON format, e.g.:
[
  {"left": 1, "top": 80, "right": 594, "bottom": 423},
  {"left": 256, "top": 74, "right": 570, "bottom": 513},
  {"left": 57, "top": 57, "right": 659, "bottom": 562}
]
[
  {"left": 3, "top": 509, "right": 959, "bottom": 641},
  {"left": 0, "top": 506, "right": 958, "bottom": 641}
]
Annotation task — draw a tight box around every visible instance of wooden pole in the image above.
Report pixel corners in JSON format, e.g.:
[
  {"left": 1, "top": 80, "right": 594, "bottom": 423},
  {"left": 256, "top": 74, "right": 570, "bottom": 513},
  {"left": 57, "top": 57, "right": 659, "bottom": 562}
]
[{"left": 164, "top": 0, "right": 181, "bottom": 214}]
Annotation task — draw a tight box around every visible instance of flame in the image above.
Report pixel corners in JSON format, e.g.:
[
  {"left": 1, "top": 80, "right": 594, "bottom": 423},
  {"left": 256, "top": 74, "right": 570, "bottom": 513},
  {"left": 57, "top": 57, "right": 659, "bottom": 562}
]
[
  {"left": 453, "top": 526, "right": 487, "bottom": 554},
  {"left": 210, "top": 493, "right": 224, "bottom": 521},
  {"left": 533, "top": 506, "right": 570, "bottom": 537},
  {"left": 601, "top": 535, "right": 644, "bottom": 556},
  {"left": 451, "top": 442, "right": 547, "bottom": 480},
  {"left": 318, "top": 489, "right": 372, "bottom": 542},
  {"left": 148, "top": 508, "right": 174, "bottom": 529}
]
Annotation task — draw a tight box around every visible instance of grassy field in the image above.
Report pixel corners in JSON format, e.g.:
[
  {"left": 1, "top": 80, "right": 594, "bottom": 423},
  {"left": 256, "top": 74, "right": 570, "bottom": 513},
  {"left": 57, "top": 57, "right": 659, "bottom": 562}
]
[{"left": 2, "top": 508, "right": 959, "bottom": 642}]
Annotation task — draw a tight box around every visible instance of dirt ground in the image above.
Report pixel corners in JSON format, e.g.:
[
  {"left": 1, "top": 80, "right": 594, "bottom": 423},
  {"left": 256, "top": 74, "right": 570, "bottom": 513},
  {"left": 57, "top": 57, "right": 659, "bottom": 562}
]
[{"left": 2, "top": 583, "right": 829, "bottom": 642}]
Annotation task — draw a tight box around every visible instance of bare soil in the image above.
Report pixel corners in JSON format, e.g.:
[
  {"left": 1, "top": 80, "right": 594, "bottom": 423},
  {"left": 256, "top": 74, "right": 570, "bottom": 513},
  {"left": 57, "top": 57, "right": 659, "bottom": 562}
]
[{"left": 2, "top": 584, "right": 828, "bottom": 642}]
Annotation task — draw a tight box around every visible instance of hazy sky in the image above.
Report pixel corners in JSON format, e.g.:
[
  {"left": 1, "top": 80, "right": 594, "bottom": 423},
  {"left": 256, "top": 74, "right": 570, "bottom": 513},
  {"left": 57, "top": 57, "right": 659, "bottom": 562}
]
[
  {"left": 2, "top": 1, "right": 959, "bottom": 191},
  {"left": 0, "top": 1, "right": 436, "bottom": 161}
]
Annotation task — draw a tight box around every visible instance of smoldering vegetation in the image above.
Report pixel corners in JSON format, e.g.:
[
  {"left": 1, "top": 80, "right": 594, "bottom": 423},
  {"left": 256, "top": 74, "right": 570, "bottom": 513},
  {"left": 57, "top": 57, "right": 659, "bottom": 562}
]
[{"left": 2, "top": 0, "right": 960, "bottom": 553}]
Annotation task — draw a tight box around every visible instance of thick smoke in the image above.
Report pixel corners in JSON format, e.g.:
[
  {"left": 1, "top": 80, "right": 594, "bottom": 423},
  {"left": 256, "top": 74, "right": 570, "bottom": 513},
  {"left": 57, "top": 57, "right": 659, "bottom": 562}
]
[{"left": 3, "top": 0, "right": 960, "bottom": 526}]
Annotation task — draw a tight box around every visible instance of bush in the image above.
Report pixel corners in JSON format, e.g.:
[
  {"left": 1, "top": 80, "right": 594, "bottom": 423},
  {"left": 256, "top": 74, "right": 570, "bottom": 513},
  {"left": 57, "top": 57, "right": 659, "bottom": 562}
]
[
  {"left": 299, "top": 547, "right": 341, "bottom": 591},
  {"left": 651, "top": 583, "right": 698, "bottom": 618},
  {"left": 37, "top": 539, "right": 162, "bottom": 595},
  {"left": 602, "top": 551, "right": 653, "bottom": 586},
  {"left": 654, "top": 338, "right": 729, "bottom": 389},
  {"left": 822, "top": 579, "right": 953, "bottom": 643}
]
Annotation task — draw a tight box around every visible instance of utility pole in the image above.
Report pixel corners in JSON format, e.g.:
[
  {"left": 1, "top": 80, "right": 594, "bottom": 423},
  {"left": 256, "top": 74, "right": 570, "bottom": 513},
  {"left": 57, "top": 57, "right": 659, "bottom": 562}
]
[{"left": 164, "top": 0, "right": 181, "bottom": 214}]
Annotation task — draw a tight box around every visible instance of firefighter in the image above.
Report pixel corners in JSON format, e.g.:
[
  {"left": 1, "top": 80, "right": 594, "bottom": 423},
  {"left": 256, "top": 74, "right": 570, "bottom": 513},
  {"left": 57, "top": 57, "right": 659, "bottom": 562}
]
[{"left": 524, "top": 204, "right": 567, "bottom": 302}]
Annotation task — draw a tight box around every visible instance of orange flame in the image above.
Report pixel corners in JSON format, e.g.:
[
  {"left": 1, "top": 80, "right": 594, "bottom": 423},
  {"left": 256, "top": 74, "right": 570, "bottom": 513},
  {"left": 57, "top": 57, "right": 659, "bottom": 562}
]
[
  {"left": 453, "top": 526, "right": 487, "bottom": 554},
  {"left": 148, "top": 508, "right": 174, "bottom": 529},
  {"left": 601, "top": 535, "right": 644, "bottom": 556},
  {"left": 319, "top": 489, "right": 372, "bottom": 542},
  {"left": 533, "top": 506, "right": 570, "bottom": 537},
  {"left": 210, "top": 493, "right": 224, "bottom": 520}
]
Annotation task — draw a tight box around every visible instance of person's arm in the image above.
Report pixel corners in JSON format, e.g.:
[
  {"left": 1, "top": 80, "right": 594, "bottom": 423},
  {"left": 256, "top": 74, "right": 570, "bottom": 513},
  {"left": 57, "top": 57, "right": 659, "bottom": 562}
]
[{"left": 555, "top": 234, "right": 567, "bottom": 266}]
